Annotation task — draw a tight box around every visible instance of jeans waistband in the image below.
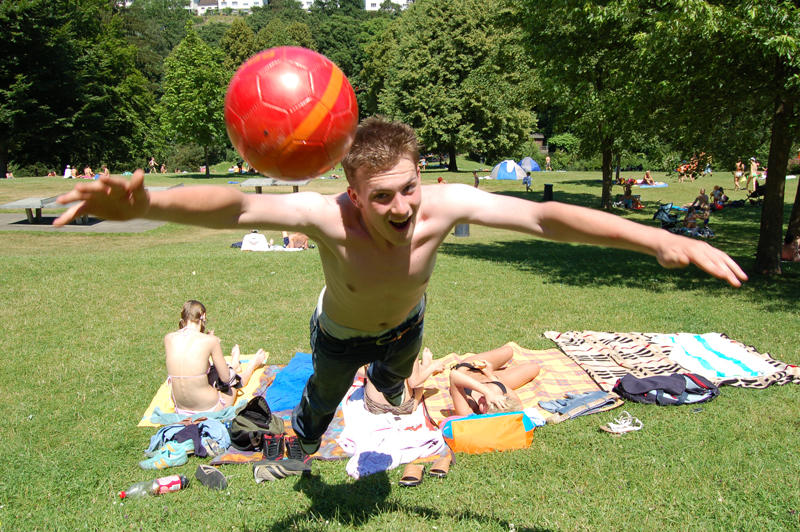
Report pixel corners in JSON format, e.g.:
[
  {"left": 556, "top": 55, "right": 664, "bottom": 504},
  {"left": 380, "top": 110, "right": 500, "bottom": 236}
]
[{"left": 317, "top": 295, "right": 426, "bottom": 347}]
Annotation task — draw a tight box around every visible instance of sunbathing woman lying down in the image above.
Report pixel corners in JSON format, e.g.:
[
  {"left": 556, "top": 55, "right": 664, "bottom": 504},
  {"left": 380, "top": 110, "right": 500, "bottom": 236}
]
[
  {"left": 165, "top": 300, "right": 267, "bottom": 415},
  {"left": 448, "top": 344, "right": 540, "bottom": 416}
]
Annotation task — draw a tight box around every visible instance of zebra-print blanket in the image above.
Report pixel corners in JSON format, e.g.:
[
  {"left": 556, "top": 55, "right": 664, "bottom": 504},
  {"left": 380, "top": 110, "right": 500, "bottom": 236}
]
[{"left": 543, "top": 331, "right": 799, "bottom": 391}]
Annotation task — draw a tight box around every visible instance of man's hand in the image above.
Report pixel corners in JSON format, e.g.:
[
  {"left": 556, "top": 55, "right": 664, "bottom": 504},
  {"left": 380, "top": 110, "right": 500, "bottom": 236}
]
[
  {"left": 53, "top": 169, "right": 149, "bottom": 227},
  {"left": 653, "top": 231, "right": 748, "bottom": 287}
]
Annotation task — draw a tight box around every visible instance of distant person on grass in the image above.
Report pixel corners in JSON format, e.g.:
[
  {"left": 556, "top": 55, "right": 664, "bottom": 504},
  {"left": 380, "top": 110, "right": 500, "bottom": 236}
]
[{"left": 55, "top": 116, "right": 747, "bottom": 466}]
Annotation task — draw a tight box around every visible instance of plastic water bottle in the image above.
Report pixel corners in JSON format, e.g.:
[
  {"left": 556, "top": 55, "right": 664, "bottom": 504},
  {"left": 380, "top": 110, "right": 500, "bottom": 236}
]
[{"left": 119, "top": 474, "right": 189, "bottom": 499}]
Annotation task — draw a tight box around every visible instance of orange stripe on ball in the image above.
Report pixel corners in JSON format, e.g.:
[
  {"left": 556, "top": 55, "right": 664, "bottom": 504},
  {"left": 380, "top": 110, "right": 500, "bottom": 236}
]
[{"left": 280, "top": 65, "right": 344, "bottom": 152}]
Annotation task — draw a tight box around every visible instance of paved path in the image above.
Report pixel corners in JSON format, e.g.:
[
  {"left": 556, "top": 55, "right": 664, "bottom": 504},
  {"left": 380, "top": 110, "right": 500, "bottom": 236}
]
[{"left": 0, "top": 213, "right": 165, "bottom": 233}]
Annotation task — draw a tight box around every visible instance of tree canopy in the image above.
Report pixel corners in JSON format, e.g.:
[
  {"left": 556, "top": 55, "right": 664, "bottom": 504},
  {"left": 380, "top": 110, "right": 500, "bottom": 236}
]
[{"left": 373, "top": 0, "right": 536, "bottom": 171}]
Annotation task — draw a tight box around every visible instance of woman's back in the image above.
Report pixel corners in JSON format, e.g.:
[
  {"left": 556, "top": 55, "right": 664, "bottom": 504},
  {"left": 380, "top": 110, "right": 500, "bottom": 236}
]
[{"left": 165, "top": 327, "right": 223, "bottom": 413}]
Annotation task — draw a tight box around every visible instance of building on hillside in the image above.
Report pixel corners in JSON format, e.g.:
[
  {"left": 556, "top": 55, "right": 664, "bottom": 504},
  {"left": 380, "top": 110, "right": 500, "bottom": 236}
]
[
  {"left": 186, "top": 0, "right": 265, "bottom": 15},
  {"left": 184, "top": 0, "right": 413, "bottom": 15},
  {"left": 532, "top": 133, "right": 548, "bottom": 155},
  {"left": 363, "top": 0, "right": 414, "bottom": 9}
]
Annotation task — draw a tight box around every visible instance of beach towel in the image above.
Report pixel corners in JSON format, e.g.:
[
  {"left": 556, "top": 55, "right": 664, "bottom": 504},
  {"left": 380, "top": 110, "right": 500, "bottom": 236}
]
[
  {"left": 265, "top": 352, "right": 313, "bottom": 411},
  {"left": 138, "top": 357, "right": 277, "bottom": 428},
  {"left": 544, "top": 331, "right": 800, "bottom": 390},
  {"left": 421, "top": 342, "right": 620, "bottom": 426}
]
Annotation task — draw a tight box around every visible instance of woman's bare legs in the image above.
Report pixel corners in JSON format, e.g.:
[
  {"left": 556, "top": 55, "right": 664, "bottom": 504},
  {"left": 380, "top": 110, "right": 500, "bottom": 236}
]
[
  {"left": 459, "top": 345, "right": 514, "bottom": 372},
  {"left": 229, "top": 344, "right": 268, "bottom": 386},
  {"left": 494, "top": 362, "right": 541, "bottom": 390},
  {"left": 238, "top": 348, "right": 268, "bottom": 387}
]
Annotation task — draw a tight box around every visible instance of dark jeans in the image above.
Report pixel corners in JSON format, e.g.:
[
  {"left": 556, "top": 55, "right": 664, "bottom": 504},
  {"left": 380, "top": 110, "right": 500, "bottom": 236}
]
[{"left": 291, "top": 300, "right": 425, "bottom": 442}]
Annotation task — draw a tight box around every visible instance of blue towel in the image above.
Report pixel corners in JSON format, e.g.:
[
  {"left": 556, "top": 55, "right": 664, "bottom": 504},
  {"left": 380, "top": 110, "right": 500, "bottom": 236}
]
[{"left": 265, "top": 352, "right": 314, "bottom": 412}]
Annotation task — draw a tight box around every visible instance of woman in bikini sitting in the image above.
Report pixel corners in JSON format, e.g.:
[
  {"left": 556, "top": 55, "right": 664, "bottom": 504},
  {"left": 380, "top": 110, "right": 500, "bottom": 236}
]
[
  {"left": 448, "top": 344, "right": 541, "bottom": 417},
  {"left": 165, "top": 300, "right": 267, "bottom": 416}
]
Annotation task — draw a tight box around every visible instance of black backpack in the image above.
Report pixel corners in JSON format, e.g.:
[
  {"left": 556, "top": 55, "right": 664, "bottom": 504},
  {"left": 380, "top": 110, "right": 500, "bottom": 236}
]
[
  {"left": 229, "top": 396, "right": 285, "bottom": 451},
  {"left": 613, "top": 373, "right": 720, "bottom": 406}
]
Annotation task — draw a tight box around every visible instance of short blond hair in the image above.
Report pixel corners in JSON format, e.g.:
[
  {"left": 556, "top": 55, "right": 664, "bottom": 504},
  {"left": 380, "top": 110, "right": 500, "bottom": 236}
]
[{"left": 341, "top": 116, "right": 419, "bottom": 185}]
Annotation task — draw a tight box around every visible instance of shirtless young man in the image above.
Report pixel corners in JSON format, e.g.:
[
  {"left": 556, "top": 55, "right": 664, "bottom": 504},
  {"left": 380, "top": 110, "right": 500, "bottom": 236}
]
[
  {"left": 54, "top": 117, "right": 747, "bottom": 457},
  {"left": 734, "top": 158, "right": 744, "bottom": 191}
]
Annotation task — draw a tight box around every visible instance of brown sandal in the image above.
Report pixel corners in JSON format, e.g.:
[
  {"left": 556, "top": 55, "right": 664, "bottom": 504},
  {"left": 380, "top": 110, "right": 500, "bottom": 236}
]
[
  {"left": 428, "top": 454, "right": 452, "bottom": 479},
  {"left": 398, "top": 463, "right": 425, "bottom": 487}
]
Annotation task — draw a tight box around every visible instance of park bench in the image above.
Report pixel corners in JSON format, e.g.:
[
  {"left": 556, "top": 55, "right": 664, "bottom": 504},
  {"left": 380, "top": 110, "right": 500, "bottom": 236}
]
[
  {"left": 239, "top": 177, "right": 312, "bottom": 194},
  {"left": 0, "top": 184, "right": 183, "bottom": 225},
  {"left": 0, "top": 196, "right": 91, "bottom": 224}
]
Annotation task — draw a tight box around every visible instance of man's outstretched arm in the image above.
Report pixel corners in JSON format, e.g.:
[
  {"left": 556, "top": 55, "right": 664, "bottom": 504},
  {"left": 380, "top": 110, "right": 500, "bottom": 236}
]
[
  {"left": 54, "top": 169, "right": 325, "bottom": 233},
  {"left": 438, "top": 184, "right": 748, "bottom": 287}
]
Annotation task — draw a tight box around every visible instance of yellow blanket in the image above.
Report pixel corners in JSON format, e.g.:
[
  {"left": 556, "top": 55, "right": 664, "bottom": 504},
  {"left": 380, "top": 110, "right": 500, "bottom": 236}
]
[
  {"left": 138, "top": 356, "right": 271, "bottom": 428},
  {"left": 421, "top": 342, "right": 613, "bottom": 426}
]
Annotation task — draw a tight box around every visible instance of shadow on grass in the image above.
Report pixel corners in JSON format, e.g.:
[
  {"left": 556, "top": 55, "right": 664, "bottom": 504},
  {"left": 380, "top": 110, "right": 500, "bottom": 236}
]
[
  {"left": 257, "top": 473, "right": 550, "bottom": 532},
  {"left": 438, "top": 235, "right": 800, "bottom": 312}
]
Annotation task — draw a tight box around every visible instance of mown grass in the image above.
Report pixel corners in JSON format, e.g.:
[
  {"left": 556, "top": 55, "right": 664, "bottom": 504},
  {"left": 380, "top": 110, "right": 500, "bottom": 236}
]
[{"left": 0, "top": 167, "right": 798, "bottom": 531}]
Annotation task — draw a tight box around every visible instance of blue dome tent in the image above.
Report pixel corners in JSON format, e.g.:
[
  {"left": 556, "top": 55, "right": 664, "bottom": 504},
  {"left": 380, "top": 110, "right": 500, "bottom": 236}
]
[
  {"left": 490, "top": 160, "right": 527, "bottom": 180},
  {"left": 519, "top": 157, "right": 541, "bottom": 172}
]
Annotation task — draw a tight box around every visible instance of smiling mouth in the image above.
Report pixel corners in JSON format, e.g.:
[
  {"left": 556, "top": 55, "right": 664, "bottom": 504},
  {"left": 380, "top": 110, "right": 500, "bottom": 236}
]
[{"left": 389, "top": 219, "right": 411, "bottom": 231}]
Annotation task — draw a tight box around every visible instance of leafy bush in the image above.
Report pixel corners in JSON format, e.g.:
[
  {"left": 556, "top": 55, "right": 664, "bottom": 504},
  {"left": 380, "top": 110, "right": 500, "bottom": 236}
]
[
  {"left": 548, "top": 133, "right": 580, "bottom": 154},
  {"left": 166, "top": 143, "right": 205, "bottom": 172}
]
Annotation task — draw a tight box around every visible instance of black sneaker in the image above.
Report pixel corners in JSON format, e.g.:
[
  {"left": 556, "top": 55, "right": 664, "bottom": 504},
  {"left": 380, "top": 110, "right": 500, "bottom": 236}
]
[
  {"left": 285, "top": 435, "right": 313, "bottom": 465},
  {"left": 195, "top": 464, "right": 228, "bottom": 490},
  {"left": 262, "top": 433, "right": 285, "bottom": 461},
  {"left": 252, "top": 459, "right": 311, "bottom": 483}
]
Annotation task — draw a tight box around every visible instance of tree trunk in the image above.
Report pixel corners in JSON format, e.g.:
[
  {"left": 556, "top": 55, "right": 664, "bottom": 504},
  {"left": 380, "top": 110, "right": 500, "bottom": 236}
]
[
  {"left": 600, "top": 136, "right": 613, "bottom": 210},
  {"left": 614, "top": 152, "right": 621, "bottom": 184},
  {"left": 0, "top": 138, "right": 7, "bottom": 179},
  {"left": 447, "top": 146, "right": 458, "bottom": 172},
  {"left": 754, "top": 96, "right": 794, "bottom": 275},
  {"left": 785, "top": 167, "right": 800, "bottom": 244},
  {"left": 203, "top": 145, "right": 210, "bottom": 176}
]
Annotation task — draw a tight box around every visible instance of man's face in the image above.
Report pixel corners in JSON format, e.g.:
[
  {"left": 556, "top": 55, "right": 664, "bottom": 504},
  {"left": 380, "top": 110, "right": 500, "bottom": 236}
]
[{"left": 347, "top": 156, "right": 422, "bottom": 246}]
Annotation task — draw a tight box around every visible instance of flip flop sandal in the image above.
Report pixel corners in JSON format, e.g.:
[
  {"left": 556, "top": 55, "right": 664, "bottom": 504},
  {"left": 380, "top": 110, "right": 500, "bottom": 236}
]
[
  {"left": 428, "top": 455, "right": 452, "bottom": 479},
  {"left": 195, "top": 464, "right": 228, "bottom": 490},
  {"left": 398, "top": 463, "right": 425, "bottom": 487}
]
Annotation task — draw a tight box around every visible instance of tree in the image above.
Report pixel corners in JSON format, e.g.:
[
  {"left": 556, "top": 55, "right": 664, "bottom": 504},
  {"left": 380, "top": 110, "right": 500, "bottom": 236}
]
[
  {"left": 308, "top": 8, "right": 370, "bottom": 80},
  {"left": 160, "top": 23, "right": 228, "bottom": 175},
  {"left": 515, "top": 0, "right": 640, "bottom": 209},
  {"left": 374, "top": 0, "right": 536, "bottom": 171},
  {"left": 119, "top": 0, "right": 196, "bottom": 91},
  {"left": 255, "top": 18, "right": 316, "bottom": 50},
  {"left": 0, "top": 0, "right": 152, "bottom": 175},
  {"left": 220, "top": 17, "right": 257, "bottom": 72},
  {"left": 632, "top": 1, "right": 800, "bottom": 274}
]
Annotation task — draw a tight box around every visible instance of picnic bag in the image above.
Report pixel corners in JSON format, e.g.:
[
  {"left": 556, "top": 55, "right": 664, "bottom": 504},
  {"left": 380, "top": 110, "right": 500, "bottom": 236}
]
[
  {"left": 612, "top": 373, "right": 720, "bottom": 406},
  {"left": 229, "top": 396, "right": 285, "bottom": 451},
  {"left": 441, "top": 412, "right": 535, "bottom": 454}
]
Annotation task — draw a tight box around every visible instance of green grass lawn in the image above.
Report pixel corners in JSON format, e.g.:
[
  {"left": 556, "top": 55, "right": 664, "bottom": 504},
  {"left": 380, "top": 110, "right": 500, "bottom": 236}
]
[{"left": 1, "top": 168, "right": 798, "bottom": 531}]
